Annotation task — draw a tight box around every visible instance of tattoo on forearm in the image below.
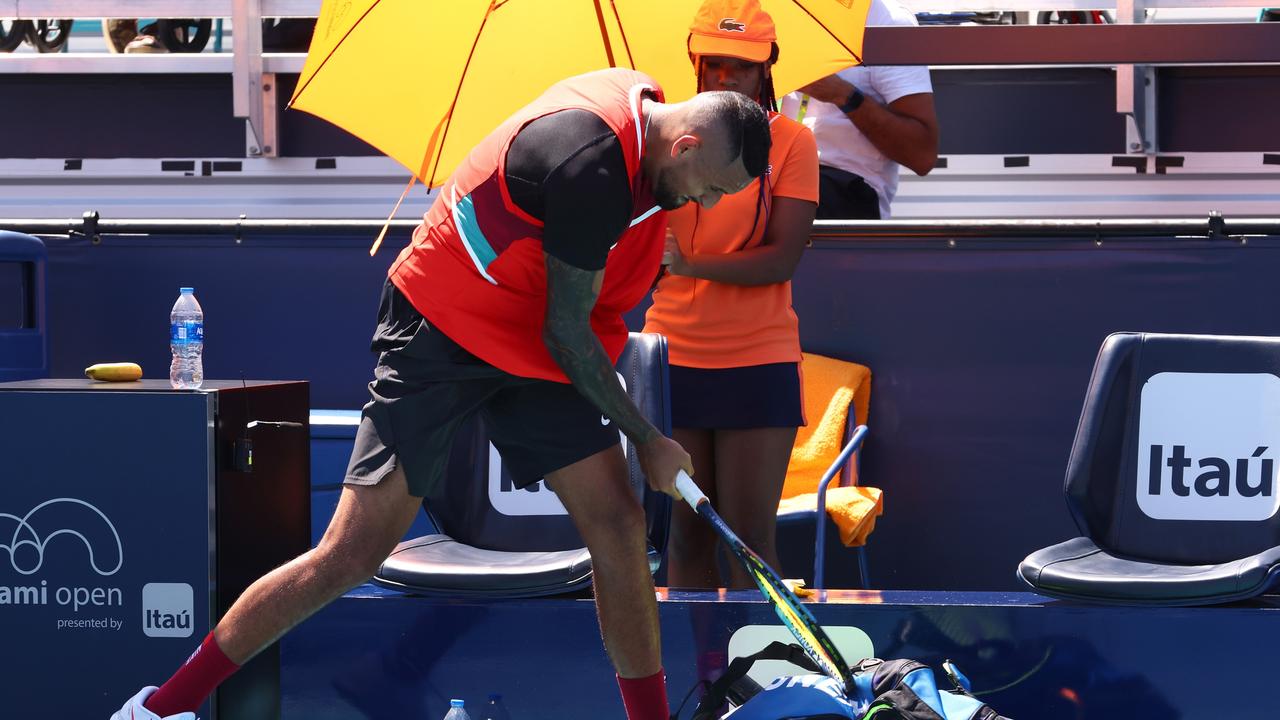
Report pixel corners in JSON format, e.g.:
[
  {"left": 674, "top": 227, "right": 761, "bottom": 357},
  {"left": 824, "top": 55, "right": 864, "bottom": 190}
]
[{"left": 543, "top": 254, "right": 659, "bottom": 444}]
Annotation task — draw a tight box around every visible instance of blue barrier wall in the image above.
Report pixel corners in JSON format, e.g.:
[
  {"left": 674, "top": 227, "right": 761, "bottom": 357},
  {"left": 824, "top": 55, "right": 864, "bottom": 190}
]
[
  {"left": 785, "top": 236, "right": 1280, "bottom": 591},
  {"left": 20, "top": 225, "right": 1280, "bottom": 591},
  {"left": 283, "top": 586, "right": 1280, "bottom": 720},
  {"left": 33, "top": 228, "right": 409, "bottom": 409}
]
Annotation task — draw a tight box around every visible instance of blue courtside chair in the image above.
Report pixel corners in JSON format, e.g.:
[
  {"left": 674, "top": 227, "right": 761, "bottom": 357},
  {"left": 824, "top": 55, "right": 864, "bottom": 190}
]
[
  {"left": 0, "top": 231, "right": 48, "bottom": 382},
  {"left": 1021, "top": 332, "right": 1280, "bottom": 605},
  {"left": 374, "top": 332, "right": 673, "bottom": 598}
]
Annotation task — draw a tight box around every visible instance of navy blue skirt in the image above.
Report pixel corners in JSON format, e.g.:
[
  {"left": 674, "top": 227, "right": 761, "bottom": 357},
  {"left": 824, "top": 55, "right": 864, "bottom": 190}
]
[{"left": 668, "top": 362, "right": 804, "bottom": 429}]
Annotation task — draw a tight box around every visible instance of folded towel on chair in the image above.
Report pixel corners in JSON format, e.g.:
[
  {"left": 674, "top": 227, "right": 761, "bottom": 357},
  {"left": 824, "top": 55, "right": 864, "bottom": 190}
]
[
  {"left": 778, "top": 486, "right": 883, "bottom": 547},
  {"left": 781, "top": 353, "right": 877, "bottom": 547}
]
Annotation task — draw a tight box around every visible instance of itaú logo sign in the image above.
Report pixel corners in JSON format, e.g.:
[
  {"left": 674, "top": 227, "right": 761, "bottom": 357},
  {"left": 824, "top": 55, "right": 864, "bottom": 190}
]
[{"left": 1136, "top": 372, "right": 1280, "bottom": 521}]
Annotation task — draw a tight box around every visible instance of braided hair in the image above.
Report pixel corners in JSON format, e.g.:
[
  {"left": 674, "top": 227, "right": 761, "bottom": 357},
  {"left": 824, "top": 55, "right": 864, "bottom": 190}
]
[{"left": 687, "top": 40, "right": 780, "bottom": 253}]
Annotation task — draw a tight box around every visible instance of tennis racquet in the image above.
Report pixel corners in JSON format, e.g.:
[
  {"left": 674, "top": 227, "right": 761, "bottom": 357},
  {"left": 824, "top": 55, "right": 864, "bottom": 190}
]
[{"left": 674, "top": 470, "right": 853, "bottom": 691}]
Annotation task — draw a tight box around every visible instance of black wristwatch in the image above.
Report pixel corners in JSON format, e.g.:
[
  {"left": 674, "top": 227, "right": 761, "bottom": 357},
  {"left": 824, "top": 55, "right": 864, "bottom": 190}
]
[{"left": 838, "top": 87, "right": 865, "bottom": 114}]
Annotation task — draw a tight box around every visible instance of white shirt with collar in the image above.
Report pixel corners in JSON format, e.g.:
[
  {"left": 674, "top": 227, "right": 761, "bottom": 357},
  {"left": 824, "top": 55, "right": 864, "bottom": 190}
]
[{"left": 779, "top": 0, "right": 933, "bottom": 218}]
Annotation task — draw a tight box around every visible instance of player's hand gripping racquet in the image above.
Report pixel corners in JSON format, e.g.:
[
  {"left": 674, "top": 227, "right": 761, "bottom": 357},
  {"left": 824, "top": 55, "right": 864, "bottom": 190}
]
[{"left": 674, "top": 470, "right": 854, "bottom": 690}]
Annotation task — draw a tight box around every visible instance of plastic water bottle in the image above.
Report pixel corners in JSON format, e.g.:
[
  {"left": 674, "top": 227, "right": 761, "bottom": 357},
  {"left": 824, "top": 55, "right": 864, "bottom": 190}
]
[
  {"left": 169, "top": 287, "right": 204, "bottom": 389},
  {"left": 443, "top": 699, "right": 471, "bottom": 720},
  {"left": 483, "top": 694, "right": 511, "bottom": 720}
]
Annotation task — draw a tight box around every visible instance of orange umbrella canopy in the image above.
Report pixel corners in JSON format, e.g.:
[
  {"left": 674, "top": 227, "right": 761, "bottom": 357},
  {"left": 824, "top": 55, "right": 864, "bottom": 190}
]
[{"left": 290, "top": 0, "right": 869, "bottom": 187}]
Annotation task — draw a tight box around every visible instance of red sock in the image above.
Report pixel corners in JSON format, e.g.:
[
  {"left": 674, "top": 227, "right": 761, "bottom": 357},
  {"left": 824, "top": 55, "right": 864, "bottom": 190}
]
[
  {"left": 144, "top": 632, "right": 241, "bottom": 716},
  {"left": 617, "top": 668, "right": 669, "bottom": 720}
]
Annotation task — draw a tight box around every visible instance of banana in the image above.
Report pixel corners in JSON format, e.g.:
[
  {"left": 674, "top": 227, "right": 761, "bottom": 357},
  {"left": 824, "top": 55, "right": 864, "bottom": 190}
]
[{"left": 85, "top": 362, "right": 143, "bottom": 382}]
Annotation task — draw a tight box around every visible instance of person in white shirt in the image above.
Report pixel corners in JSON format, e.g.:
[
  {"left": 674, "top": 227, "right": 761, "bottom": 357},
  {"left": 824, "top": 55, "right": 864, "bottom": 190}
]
[{"left": 780, "top": 0, "right": 940, "bottom": 219}]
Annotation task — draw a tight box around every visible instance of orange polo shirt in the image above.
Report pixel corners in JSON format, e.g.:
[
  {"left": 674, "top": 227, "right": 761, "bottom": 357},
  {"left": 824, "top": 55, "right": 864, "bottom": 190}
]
[{"left": 644, "top": 113, "right": 818, "bottom": 368}]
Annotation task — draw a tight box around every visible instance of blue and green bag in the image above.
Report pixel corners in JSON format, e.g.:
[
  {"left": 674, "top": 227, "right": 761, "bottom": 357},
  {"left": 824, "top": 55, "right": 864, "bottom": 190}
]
[{"left": 686, "top": 641, "right": 1012, "bottom": 720}]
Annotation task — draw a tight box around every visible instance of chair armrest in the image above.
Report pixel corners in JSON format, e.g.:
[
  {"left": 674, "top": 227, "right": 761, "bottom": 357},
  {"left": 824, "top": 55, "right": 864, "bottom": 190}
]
[{"left": 815, "top": 425, "right": 869, "bottom": 590}]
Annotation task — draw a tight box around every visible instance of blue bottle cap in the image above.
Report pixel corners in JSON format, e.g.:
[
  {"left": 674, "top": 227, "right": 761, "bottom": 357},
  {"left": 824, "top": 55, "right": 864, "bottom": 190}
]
[
  {"left": 180, "top": 287, "right": 194, "bottom": 293},
  {"left": 450, "top": 699, "right": 465, "bottom": 708}
]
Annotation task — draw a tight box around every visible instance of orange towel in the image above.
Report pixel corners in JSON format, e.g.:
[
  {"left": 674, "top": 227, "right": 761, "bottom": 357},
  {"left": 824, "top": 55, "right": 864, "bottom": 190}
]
[
  {"left": 781, "top": 353, "right": 878, "bottom": 547},
  {"left": 778, "top": 486, "right": 883, "bottom": 547}
]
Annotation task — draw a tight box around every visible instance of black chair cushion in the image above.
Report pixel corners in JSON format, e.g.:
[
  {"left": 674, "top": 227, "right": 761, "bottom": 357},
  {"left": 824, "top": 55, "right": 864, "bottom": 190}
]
[
  {"left": 1019, "top": 536, "right": 1280, "bottom": 606},
  {"left": 376, "top": 535, "right": 595, "bottom": 598},
  {"left": 375, "top": 535, "right": 663, "bottom": 598}
]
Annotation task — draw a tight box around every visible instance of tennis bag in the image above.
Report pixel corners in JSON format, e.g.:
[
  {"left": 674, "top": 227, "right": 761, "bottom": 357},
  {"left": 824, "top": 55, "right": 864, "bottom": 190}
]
[{"left": 689, "top": 641, "right": 1013, "bottom": 720}]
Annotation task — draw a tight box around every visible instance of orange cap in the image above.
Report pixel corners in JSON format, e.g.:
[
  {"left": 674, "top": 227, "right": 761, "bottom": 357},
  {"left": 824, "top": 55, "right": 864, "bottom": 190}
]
[{"left": 688, "top": 0, "right": 777, "bottom": 64}]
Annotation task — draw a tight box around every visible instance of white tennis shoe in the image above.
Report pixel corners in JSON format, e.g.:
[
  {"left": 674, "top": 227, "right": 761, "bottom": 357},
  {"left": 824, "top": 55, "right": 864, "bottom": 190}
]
[{"left": 109, "top": 687, "right": 197, "bottom": 720}]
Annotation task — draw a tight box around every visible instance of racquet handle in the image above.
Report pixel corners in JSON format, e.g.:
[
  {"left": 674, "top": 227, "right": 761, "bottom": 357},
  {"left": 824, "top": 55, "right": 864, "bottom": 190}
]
[{"left": 675, "top": 470, "right": 707, "bottom": 510}]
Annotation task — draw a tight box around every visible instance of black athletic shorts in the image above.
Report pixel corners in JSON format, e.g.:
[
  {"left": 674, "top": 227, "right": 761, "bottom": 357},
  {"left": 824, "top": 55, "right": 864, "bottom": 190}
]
[
  {"left": 668, "top": 362, "right": 804, "bottom": 429},
  {"left": 344, "top": 280, "right": 622, "bottom": 498}
]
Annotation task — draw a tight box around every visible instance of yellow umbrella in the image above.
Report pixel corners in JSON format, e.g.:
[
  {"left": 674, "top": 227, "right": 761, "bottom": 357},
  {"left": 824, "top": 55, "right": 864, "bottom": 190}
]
[{"left": 289, "top": 0, "right": 868, "bottom": 190}]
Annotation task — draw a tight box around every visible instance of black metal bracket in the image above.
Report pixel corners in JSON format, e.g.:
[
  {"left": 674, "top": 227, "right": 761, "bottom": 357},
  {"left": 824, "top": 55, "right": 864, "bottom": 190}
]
[
  {"left": 1207, "top": 211, "right": 1228, "bottom": 242},
  {"left": 70, "top": 210, "right": 100, "bottom": 244}
]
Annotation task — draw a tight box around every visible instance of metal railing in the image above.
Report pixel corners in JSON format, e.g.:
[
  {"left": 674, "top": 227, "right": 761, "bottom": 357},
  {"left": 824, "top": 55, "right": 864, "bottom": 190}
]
[
  {"left": 2, "top": 1, "right": 322, "bottom": 157},
  {"left": 5, "top": 212, "right": 1279, "bottom": 244},
  {"left": 902, "top": 0, "right": 1270, "bottom": 10},
  {"left": 2, "top": 0, "right": 1278, "bottom": 159},
  {"left": 810, "top": 214, "right": 1280, "bottom": 240},
  {"left": 0, "top": 0, "right": 319, "bottom": 17},
  {"left": 2, "top": 0, "right": 1269, "bottom": 16}
]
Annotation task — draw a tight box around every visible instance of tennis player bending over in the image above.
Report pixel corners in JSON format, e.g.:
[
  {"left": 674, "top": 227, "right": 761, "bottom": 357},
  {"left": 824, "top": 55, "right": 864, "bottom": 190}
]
[{"left": 109, "top": 68, "right": 770, "bottom": 720}]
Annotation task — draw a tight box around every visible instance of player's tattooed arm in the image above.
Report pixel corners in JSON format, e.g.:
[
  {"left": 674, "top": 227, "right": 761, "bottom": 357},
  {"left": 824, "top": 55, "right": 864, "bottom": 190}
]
[{"left": 543, "top": 253, "right": 660, "bottom": 445}]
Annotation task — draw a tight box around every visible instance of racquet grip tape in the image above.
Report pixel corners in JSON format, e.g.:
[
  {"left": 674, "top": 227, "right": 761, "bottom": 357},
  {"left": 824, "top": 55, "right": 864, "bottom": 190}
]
[{"left": 675, "top": 470, "right": 706, "bottom": 509}]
